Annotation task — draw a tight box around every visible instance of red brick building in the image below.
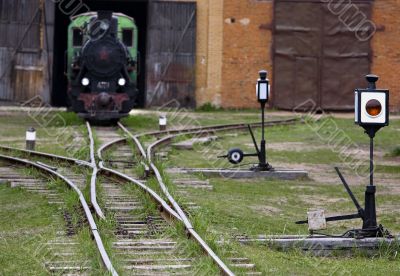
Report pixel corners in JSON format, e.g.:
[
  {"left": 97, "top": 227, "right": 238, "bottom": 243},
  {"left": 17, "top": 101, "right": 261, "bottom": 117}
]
[
  {"left": 204, "top": 0, "right": 400, "bottom": 112},
  {"left": 0, "top": 0, "right": 399, "bottom": 111}
]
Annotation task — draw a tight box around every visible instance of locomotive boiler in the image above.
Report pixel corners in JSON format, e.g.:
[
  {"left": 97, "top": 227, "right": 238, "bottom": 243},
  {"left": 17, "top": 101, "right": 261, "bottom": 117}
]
[{"left": 66, "top": 11, "right": 139, "bottom": 122}]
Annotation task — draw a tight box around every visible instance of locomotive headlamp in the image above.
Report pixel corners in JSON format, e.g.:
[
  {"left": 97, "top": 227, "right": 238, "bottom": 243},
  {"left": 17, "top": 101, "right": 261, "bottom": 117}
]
[
  {"left": 256, "top": 70, "right": 269, "bottom": 103},
  {"left": 355, "top": 74, "right": 389, "bottom": 128},
  {"left": 81, "top": 77, "right": 90, "bottom": 86},
  {"left": 118, "top": 78, "right": 126, "bottom": 86}
]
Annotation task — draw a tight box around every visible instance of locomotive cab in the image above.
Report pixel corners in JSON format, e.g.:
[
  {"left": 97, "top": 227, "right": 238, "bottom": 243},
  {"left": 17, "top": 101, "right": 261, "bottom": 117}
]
[{"left": 66, "top": 11, "right": 139, "bottom": 122}]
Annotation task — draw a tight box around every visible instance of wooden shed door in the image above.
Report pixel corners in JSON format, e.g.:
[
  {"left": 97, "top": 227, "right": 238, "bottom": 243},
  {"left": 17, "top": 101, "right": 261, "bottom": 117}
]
[
  {"left": 146, "top": 1, "right": 196, "bottom": 108},
  {"left": 273, "top": 0, "right": 373, "bottom": 110}
]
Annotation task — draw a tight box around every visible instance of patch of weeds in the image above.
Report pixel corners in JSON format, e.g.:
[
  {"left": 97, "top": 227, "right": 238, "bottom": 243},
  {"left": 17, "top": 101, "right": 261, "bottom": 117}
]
[
  {"left": 124, "top": 183, "right": 159, "bottom": 219},
  {"left": 375, "top": 165, "right": 400, "bottom": 174},
  {"left": 47, "top": 112, "right": 85, "bottom": 126},
  {"left": 133, "top": 161, "right": 146, "bottom": 178},
  {"left": 73, "top": 146, "right": 90, "bottom": 161},
  {"left": 75, "top": 228, "right": 108, "bottom": 275},
  {"left": 196, "top": 103, "right": 224, "bottom": 112},
  {"left": 388, "top": 146, "right": 400, "bottom": 157},
  {"left": 120, "top": 115, "right": 158, "bottom": 130},
  {"left": 0, "top": 185, "right": 57, "bottom": 275}
]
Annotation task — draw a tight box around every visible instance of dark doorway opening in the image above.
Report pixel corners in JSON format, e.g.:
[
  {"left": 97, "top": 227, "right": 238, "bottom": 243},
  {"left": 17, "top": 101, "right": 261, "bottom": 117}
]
[{"left": 52, "top": 0, "right": 148, "bottom": 107}]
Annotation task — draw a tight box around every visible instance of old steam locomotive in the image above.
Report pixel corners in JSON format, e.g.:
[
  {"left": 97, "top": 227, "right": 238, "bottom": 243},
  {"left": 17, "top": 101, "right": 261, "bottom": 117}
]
[{"left": 66, "top": 11, "right": 139, "bottom": 122}]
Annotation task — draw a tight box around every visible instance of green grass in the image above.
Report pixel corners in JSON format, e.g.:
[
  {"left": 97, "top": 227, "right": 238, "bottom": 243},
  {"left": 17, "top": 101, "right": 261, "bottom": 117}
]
[
  {"left": 196, "top": 102, "right": 224, "bottom": 112},
  {"left": 0, "top": 111, "right": 88, "bottom": 158},
  {"left": 375, "top": 164, "right": 400, "bottom": 174},
  {"left": 1, "top": 110, "right": 399, "bottom": 275},
  {"left": 46, "top": 111, "right": 85, "bottom": 126},
  {"left": 167, "top": 117, "right": 400, "bottom": 168},
  {"left": 389, "top": 146, "right": 400, "bottom": 157},
  {"left": 120, "top": 114, "right": 158, "bottom": 131},
  {"left": 163, "top": 116, "right": 400, "bottom": 275},
  {"left": 0, "top": 183, "right": 59, "bottom": 275}
]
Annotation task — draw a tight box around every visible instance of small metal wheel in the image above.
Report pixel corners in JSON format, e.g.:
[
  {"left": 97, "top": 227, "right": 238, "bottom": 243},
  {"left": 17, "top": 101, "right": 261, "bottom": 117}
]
[{"left": 227, "top": 148, "right": 244, "bottom": 164}]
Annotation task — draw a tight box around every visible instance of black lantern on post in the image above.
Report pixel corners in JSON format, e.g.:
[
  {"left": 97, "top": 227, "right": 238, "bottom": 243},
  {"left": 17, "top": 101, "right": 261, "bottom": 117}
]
[
  {"left": 296, "top": 74, "right": 391, "bottom": 238},
  {"left": 355, "top": 74, "right": 389, "bottom": 233},
  {"left": 257, "top": 70, "right": 269, "bottom": 103},
  {"left": 255, "top": 70, "right": 272, "bottom": 171},
  {"left": 221, "top": 70, "right": 273, "bottom": 171}
]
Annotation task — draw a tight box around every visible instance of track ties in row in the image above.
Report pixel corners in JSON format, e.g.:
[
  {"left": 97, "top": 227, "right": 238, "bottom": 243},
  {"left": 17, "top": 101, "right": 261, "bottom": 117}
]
[
  {"left": 1, "top": 164, "right": 91, "bottom": 275},
  {"left": 100, "top": 176, "right": 195, "bottom": 274}
]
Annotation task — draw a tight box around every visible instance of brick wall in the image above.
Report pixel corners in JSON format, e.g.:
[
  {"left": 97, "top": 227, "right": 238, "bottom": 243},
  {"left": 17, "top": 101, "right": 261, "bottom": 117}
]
[
  {"left": 220, "top": 0, "right": 273, "bottom": 108},
  {"left": 189, "top": 0, "right": 225, "bottom": 107},
  {"left": 193, "top": 0, "right": 400, "bottom": 111},
  {"left": 371, "top": 0, "right": 400, "bottom": 112}
]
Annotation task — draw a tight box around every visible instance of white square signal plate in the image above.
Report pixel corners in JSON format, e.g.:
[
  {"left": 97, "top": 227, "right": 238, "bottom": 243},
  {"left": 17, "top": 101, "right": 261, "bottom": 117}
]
[
  {"left": 307, "top": 210, "right": 327, "bottom": 231},
  {"left": 360, "top": 92, "right": 387, "bottom": 124}
]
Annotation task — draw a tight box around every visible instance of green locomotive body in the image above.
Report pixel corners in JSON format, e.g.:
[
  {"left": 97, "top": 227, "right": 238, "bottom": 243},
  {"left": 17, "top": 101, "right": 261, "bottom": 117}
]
[{"left": 66, "top": 11, "right": 139, "bottom": 122}]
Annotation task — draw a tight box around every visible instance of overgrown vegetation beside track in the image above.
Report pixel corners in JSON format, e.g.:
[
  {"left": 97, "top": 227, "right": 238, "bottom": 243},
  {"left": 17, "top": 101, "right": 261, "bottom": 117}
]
[
  {"left": 1, "top": 109, "right": 399, "bottom": 275},
  {"left": 164, "top": 116, "right": 400, "bottom": 275}
]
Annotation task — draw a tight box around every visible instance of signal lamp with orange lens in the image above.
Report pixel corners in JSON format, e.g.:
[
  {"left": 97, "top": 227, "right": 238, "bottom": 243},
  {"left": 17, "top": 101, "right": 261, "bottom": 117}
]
[{"left": 355, "top": 75, "right": 389, "bottom": 127}]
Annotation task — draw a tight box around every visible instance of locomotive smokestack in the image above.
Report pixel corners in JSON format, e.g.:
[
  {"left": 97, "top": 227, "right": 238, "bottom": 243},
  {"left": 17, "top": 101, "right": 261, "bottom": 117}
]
[
  {"left": 97, "top": 10, "right": 118, "bottom": 36},
  {"left": 97, "top": 11, "right": 113, "bottom": 21}
]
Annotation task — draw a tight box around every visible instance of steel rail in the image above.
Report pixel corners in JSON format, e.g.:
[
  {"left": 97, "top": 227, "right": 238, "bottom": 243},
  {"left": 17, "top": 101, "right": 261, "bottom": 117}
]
[
  {"left": 0, "top": 145, "right": 91, "bottom": 166},
  {"left": 86, "top": 122, "right": 106, "bottom": 219},
  {"left": 122, "top": 118, "right": 299, "bottom": 161},
  {"left": 147, "top": 151, "right": 234, "bottom": 276},
  {"left": 119, "top": 137, "right": 240, "bottom": 275},
  {"left": 117, "top": 122, "right": 147, "bottom": 158},
  {"left": 91, "top": 127, "right": 183, "bottom": 223},
  {"left": 0, "top": 153, "right": 118, "bottom": 276},
  {"left": 119, "top": 117, "right": 300, "bottom": 276},
  {"left": 133, "top": 118, "right": 298, "bottom": 140},
  {"left": 97, "top": 137, "right": 126, "bottom": 161},
  {"left": 96, "top": 131, "right": 233, "bottom": 274},
  {"left": 98, "top": 161, "right": 182, "bottom": 222}
]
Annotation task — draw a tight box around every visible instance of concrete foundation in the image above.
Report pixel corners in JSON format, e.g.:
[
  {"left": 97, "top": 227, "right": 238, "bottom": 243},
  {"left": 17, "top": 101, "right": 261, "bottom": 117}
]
[
  {"left": 237, "top": 235, "right": 399, "bottom": 256},
  {"left": 169, "top": 168, "right": 308, "bottom": 180}
]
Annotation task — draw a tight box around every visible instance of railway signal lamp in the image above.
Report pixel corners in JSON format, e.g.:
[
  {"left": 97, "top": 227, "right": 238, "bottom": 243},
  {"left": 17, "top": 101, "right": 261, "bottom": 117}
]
[
  {"left": 296, "top": 74, "right": 391, "bottom": 238},
  {"left": 221, "top": 70, "right": 273, "bottom": 171},
  {"left": 256, "top": 70, "right": 269, "bottom": 103},
  {"left": 26, "top": 127, "right": 36, "bottom": 151},
  {"left": 355, "top": 74, "right": 389, "bottom": 137}
]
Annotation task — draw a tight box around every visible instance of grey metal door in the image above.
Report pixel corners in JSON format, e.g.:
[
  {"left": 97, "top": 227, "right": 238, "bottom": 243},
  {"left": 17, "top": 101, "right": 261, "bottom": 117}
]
[
  {"left": 146, "top": 1, "right": 196, "bottom": 108},
  {"left": 273, "top": 0, "right": 373, "bottom": 110}
]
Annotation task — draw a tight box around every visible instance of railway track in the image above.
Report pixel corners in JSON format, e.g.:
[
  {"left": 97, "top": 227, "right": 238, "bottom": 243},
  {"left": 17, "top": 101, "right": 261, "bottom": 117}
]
[
  {"left": 114, "top": 118, "right": 298, "bottom": 275},
  {"left": 95, "top": 118, "right": 298, "bottom": 275},
  {"left": 0, "top": 117, "right": 298, "bottom": 275},
  {"left": 0, "top": 162, "right": 91, "bottom": 274},
  {"left": 0, "top": 153, "right": 117, "bottom": 275},
  {"left": 94, "top": 127, "right": 206, "bottom": 275}
]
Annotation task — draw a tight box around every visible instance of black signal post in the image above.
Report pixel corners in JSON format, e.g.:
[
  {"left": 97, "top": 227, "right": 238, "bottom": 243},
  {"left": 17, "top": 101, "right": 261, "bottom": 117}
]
[
  {"left": 255, "top": 70, "right": 272, "bottom": 171},
  {"left": 222, "top": 70, "right": 274, "bottom": 170},
  {"left": 356, "top": 74, "right": 389, "bottom": 233},
  {"left": 296, "top": 74, "right": 390, "bottom": 238}
]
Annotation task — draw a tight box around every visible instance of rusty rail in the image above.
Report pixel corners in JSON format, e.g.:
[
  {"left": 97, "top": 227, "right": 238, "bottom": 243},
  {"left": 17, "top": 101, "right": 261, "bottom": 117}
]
[
  {"left": 119, "top": 117, "right": 300, "bottom": 276},
  {"left": 91, "top": 127, "right": 183, "bottom": 223},
  {"left": 0, "top": 153, "right": 118, "bottom": 276},
  {"left": 86, "top": 121, "right": 105, "bottom": 219}
]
